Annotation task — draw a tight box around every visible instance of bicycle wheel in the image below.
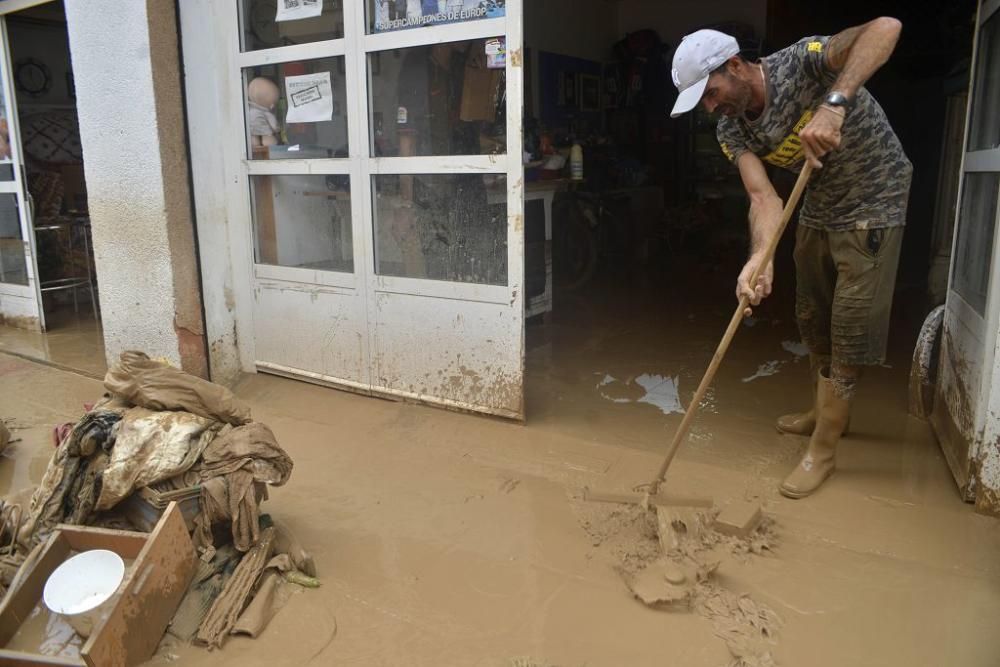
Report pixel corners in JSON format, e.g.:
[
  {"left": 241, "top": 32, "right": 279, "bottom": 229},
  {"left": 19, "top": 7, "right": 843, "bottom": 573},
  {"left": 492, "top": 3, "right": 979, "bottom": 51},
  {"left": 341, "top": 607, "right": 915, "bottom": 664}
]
[{"left": 553, "top": 200, "right": 599, "bottom": 291}]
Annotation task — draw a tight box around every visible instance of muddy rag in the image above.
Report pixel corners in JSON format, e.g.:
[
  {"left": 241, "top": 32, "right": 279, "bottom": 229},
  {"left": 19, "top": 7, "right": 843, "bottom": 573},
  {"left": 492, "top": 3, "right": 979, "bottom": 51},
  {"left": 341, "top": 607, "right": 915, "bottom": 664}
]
[
  {"left": 96, "top": 407, "right": 222, "bottom": 510},
  {"left": 104, "top": 351, "right": 251, "bottom": 425},
  {"left": 19, "top": 407, "right": 125, "bottom": 550},
  {"left": 192, "top": 423, "right": 293, "bottom": 552}
]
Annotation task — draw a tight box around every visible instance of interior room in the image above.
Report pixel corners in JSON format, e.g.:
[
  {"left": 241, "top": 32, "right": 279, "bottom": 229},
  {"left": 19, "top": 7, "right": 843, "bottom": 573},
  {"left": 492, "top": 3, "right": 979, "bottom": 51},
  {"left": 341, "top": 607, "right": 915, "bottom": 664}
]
[
  {"left": 518, "top": 0, "right": 976, "bottom": 458},
  {"left": 0, "top": 0, "right": 104, "bottom": 376}
]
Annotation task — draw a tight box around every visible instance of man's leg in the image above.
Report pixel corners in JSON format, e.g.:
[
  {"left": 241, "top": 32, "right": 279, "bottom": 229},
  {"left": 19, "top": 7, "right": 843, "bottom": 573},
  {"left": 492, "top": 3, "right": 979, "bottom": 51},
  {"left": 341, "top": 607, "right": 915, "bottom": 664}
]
[
  {"left": 780, "top": 226, "right": 904, "bottom": 498},
  {"left": 777, "top": 225, "right": 836, "bottom": 434}
]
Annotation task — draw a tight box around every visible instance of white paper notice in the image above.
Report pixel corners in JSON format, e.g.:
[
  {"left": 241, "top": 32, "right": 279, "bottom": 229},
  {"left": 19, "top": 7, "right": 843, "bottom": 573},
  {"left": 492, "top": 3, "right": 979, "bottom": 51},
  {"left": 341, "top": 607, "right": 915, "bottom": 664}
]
[
  {"left": 285, "top": 72, "right": 333, "bottom": 124},
  {"left": 275, "top": 0, "right": 322, "bottom": 23}
]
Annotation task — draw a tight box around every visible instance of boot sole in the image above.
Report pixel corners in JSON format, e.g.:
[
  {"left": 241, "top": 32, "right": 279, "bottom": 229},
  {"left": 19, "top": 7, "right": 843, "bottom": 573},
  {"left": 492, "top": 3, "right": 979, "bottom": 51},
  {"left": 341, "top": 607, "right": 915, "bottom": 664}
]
[
  {"left": 775, "top": 424, "right": 851, "bottom": 437},
  {"left": 779, "top": 469, "right": 834, "bottom": 499},
  {"left": 775, "top": 424, "right": 814, "bottom": 436}
]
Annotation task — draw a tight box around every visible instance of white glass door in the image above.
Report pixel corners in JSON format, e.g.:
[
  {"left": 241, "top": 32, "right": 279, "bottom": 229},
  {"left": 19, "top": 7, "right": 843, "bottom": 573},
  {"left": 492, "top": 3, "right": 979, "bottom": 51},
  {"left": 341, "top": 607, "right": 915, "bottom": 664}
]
[
  {"left": 358, "top": 1, "right": 524, "bottom": 418},
  {"left": 934, "top": 0, "right": 1000, "bottom": 497},
  {"left": 227, "top": 0, "right": 524, "bottom": 418},
  {"left": 0, "top": 14, "right": 44, "bottom": 331}
]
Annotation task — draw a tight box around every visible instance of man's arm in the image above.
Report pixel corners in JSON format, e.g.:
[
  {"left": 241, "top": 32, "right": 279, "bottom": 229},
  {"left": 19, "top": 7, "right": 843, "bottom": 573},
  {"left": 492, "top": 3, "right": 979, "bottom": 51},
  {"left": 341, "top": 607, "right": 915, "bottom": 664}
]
[
  {"left": 735, "top": 152, "right": 782, "bottom": 312},
  {"left": 799, "top": 17, "right": 902, "bottom": 167},
  {"left": 825, "top": 17, "right": 902, "bottom": 99}
]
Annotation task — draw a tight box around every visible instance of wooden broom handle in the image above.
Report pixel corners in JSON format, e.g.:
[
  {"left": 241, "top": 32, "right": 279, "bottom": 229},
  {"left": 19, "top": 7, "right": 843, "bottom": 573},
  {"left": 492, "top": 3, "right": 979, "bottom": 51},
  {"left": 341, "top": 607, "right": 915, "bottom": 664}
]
[{"left": 646, "top": 162, "right": 814, "bottom": 493}]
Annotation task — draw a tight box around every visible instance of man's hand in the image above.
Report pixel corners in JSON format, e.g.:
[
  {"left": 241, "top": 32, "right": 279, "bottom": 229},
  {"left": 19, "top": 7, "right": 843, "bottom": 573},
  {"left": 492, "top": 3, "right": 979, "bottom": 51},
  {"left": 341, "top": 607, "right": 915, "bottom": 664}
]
[
  {"left": 737, "top": 255, "right": 774, "bottom": 317},
  {"left": 799, "top": 106, "right": 844, "bottom": 169}
]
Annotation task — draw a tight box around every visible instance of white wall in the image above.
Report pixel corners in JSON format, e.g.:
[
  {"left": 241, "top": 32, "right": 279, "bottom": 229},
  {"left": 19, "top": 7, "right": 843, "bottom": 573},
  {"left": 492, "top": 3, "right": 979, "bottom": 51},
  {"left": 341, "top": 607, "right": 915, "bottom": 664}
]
[
  {"left": 65, "top": 0, "right": 208, "bottom": 376},
  {"left": 616, "top": 0, "right": 767, "bottom": 50}
]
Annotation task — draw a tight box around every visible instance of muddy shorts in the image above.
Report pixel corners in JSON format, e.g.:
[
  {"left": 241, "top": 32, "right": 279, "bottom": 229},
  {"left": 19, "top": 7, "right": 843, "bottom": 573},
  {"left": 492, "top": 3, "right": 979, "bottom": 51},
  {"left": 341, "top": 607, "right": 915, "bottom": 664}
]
[{"left": 793, "top": 225, "right": 904, "bottom": 367}]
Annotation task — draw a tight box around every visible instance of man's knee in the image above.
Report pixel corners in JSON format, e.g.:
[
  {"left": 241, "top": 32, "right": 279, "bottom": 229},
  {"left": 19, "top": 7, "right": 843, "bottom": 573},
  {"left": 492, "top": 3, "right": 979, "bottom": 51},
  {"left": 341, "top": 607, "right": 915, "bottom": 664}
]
[{"left": 828, "top": 362, "right": 862, "bottom": 400}]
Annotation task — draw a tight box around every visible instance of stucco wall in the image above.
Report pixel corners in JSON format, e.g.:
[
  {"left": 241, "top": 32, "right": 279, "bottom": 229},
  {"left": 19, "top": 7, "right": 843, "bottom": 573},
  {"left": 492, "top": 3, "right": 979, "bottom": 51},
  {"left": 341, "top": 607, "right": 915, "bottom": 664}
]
[{"left": 64, "top": 0, "right": 208, "bottom": 376}]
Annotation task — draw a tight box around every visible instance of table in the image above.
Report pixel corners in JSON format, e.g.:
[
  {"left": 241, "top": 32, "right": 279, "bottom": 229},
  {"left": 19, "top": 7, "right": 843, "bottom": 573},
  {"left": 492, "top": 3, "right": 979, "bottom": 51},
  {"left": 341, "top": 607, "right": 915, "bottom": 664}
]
[
  {"left": 490, "top": 178, "right": 568, "bottom": 317},
  {"left": 34, "top": 216, "right": 98, "bottom": 320}
]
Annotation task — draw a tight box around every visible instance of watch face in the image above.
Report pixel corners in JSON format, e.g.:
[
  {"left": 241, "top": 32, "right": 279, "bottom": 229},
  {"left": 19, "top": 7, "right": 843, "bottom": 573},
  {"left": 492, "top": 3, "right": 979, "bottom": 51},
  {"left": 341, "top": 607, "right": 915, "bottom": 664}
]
[{"left": 825, "top": 92, "right": 849, "bottom": 106}]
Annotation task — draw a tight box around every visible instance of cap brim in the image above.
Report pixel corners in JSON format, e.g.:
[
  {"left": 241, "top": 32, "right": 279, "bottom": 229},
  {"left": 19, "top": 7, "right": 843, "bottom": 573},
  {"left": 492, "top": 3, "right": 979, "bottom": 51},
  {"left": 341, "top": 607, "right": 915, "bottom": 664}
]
[{"left": 670, "top": 76, "right": 709, "bottom": 118}]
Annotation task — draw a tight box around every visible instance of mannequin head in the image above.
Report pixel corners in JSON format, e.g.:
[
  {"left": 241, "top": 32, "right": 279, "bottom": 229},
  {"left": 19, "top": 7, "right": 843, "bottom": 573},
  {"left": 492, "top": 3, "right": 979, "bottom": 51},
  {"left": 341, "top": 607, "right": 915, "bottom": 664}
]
[{"left": 248, "top": 77, "right": 280, "bottom": 109}]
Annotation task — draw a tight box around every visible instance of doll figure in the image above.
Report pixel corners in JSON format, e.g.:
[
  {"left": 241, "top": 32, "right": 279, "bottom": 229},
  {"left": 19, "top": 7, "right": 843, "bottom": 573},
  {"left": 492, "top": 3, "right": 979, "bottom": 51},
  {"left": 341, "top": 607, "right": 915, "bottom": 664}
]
[{"left": 247, "top": 77, "right": 280, "bottom": 147}]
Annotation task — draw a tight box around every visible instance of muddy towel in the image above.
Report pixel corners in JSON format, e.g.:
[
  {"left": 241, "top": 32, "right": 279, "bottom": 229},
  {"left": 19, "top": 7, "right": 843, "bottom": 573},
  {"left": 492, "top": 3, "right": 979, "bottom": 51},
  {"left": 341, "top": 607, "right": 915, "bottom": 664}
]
[
  {"left": 96, "top": 408, "right": 222, "bottom": 511},
  {"left": 193, "top": 423, "right": 293, "bottom": 552},
  {"left": 104, "top": 351, "right": 251, "bottom": 425},
  {"left": 19, "top": 407, "right": 124, "bottom": 549}
]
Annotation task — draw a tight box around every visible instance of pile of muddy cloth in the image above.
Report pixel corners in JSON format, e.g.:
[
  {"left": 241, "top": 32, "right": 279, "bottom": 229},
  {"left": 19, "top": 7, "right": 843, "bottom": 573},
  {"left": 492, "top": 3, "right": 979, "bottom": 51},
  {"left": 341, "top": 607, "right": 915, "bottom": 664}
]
[
  {"left": 13, "top": 351, "right": 292, "bottom": 559},
  {"left": 17, "top": 403, "right": 127, "bottom": 550},
  {"left": 0, "top": 351, "right": 312, "bottom": 654}
]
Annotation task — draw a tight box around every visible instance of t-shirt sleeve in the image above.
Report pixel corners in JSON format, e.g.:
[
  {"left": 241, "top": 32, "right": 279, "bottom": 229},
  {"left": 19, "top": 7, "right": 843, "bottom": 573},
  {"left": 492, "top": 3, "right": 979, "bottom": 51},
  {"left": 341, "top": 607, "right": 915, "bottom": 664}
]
[
  {"left": 716, "top": 118, "right": 747, "bottom": 164},
  {"left": 797, "top": 35, "right": 837, "bottom": 86}
]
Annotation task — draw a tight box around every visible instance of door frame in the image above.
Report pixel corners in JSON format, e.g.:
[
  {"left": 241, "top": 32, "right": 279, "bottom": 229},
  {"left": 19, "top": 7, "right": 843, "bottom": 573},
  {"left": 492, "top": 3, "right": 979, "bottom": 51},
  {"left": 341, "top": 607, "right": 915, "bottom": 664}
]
[
  {"left": 0, "top": 3, "right": 48, "bottom": 332},
  {"left": 933, "top": 0, "right": 1000, "bottom": 499}
]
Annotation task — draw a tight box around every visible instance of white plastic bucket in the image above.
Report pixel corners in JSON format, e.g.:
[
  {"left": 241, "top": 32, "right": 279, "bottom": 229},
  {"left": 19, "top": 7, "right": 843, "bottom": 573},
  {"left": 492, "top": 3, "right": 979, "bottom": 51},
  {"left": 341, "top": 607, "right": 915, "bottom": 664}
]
[{"left": 43, "top": 549, "right": 125, "bottom": 638}]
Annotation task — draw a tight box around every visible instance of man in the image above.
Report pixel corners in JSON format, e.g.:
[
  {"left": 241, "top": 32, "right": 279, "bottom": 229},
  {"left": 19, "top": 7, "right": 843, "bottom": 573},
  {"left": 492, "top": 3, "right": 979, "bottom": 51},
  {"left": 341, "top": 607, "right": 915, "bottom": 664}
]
[{"left": 669, "top": 20, "right": 912, "bottom": 498}]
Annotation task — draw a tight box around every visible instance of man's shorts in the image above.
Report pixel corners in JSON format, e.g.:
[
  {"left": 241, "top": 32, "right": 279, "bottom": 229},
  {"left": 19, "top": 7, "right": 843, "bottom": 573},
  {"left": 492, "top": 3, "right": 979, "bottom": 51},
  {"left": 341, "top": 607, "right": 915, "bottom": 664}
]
[{"left": 793, "top": 225, "right": 904, "bottom": 367}]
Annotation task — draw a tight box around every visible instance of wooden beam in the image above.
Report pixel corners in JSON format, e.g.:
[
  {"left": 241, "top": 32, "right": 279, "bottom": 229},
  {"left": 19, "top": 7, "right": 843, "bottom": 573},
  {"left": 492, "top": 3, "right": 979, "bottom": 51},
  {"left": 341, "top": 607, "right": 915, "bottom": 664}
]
[
  {"left": 56, "top": 526, "right": 146, "bottom": 560},
  {"left": 713, "top": 502, "right": 763, "bottom": 538},
  {"left": 82, "top": 503, "right": 196, "bottom": 667},
  {"left": 0, "top": 649, "right": 85, "bottom": 666},
  {"left": 0, "top": 535, "right": 70, "bottom": 646}
]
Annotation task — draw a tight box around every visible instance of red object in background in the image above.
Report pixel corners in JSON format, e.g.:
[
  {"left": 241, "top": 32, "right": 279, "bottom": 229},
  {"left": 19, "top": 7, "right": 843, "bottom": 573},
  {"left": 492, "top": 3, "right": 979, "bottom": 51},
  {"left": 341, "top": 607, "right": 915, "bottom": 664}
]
[
  {"left": 52, "top": 402, "right": 96, "bottom": 446},
  {"left": 53, "top": 423, "right": 73, "bottom": 447}
]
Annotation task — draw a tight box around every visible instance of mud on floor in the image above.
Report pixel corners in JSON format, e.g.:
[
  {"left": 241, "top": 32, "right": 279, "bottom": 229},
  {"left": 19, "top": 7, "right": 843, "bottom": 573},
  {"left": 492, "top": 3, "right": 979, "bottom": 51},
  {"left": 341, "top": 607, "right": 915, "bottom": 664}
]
[{"left": 570, "top": 496, "right": 780, "bottom": 667}]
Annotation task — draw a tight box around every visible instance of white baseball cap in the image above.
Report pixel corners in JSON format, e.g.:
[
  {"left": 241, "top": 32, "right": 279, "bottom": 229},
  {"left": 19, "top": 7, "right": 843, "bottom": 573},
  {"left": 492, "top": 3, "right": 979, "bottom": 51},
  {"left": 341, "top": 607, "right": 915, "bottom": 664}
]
[{"left": 670, "top": 29, "right": 741, "bottom": 118}]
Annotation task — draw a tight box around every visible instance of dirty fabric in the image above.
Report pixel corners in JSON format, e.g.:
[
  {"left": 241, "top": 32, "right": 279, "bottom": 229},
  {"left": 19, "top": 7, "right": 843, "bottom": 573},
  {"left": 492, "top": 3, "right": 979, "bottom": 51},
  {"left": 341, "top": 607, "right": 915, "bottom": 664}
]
[
  {"left": 19, "top": 408, "right": 124, "bottom": 549},
  {"left": 97, "top": 407, "right": 222, "bottom": 511},
  {"left": 192, "top": 423, "right": 293, "bottom": 552},
  {"left": 793, "top": 225, "right": 903, "bottom": 367},
  {"left": 105, "top": 351, "right": 252, "bottom": 426}
]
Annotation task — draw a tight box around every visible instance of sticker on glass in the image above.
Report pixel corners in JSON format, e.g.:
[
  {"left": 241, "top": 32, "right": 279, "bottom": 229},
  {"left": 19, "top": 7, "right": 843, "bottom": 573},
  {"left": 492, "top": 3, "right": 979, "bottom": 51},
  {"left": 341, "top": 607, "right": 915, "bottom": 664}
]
[
  {"left": 276, "top": 0, "right": 322, "bottom": 22},
  {"left": 285, "top": 72, "right": 334, "bottom": 124},
  {"left": 373, "top": 0, "right": 505, "bottom": 33},
  {"left": 485, "top": 37, "right": 505, "bottom": 69}
]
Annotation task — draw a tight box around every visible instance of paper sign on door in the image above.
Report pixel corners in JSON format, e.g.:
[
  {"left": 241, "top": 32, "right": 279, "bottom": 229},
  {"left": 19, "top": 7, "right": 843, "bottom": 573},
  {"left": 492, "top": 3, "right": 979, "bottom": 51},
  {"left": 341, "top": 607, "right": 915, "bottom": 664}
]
[
  {"left": 285, "top": 72, "right": 334, "bottom": 124},
  {"left": 276, "top": 0, "right": 322, "bottom": 22}
]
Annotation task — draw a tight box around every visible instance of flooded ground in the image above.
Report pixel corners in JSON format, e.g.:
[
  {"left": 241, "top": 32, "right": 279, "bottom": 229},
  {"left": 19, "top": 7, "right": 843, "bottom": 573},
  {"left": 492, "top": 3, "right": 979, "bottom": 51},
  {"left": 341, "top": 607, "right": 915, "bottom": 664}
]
[
  {"left": 0, "top": 306, "right": 105, "bottom": 379},
  {"left": 2, "top": 262, "right": 999, "bottom": 666}
]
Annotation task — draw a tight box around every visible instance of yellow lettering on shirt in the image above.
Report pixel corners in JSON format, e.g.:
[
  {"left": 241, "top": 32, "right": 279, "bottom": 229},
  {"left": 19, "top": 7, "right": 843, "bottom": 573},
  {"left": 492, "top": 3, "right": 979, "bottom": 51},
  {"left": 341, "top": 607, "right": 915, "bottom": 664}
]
[
  {"left": 762, "top": 110, "right": 813, "bottom": 168},
  {"left": 720, "top": 142, "right": 735, "bottom": 162},
  {"left": 807, "top": 41, "right": 823, "bottom": 53}
]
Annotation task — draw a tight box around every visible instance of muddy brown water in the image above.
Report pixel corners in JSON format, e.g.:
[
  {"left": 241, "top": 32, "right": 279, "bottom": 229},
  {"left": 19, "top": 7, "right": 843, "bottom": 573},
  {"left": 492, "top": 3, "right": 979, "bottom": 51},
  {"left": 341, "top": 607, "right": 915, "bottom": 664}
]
[{"left": 2, "top": 273, "right": 1000, "bottom": 666}]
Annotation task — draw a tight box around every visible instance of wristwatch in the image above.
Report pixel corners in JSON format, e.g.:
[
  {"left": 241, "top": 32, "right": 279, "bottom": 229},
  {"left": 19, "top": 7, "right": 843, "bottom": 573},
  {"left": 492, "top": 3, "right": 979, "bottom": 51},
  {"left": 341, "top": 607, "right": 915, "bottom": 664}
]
[{"left": 824, "top": 91, "right": 851, "bottom": 110}]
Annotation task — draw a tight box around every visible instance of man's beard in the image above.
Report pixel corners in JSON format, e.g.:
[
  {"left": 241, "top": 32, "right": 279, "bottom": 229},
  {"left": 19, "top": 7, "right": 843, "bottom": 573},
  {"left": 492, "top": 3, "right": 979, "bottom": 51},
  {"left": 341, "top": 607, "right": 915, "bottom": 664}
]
[{"left": 719, "top": 80, "right": 753, "bottom": 117}]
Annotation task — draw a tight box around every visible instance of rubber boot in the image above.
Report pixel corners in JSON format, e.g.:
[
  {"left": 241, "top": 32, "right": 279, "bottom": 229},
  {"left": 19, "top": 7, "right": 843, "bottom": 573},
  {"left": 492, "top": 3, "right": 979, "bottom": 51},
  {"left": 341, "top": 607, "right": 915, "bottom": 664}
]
[
  {"left": 776, "top": 368, "right": 850, "bottom": 436},
  {"left": 779, "top": 373, "right": 851, "bottom": 499},
  {"left": 775, "top": 393, "right": 816, "bottom": 435}
]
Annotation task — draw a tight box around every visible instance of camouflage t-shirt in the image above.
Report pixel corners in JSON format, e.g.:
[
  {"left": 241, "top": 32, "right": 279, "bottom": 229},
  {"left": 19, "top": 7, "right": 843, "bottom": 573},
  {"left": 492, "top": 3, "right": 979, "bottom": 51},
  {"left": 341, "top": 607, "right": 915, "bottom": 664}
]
[{"left": 716, "top": 36, "right": 912, "bottom": 230}]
